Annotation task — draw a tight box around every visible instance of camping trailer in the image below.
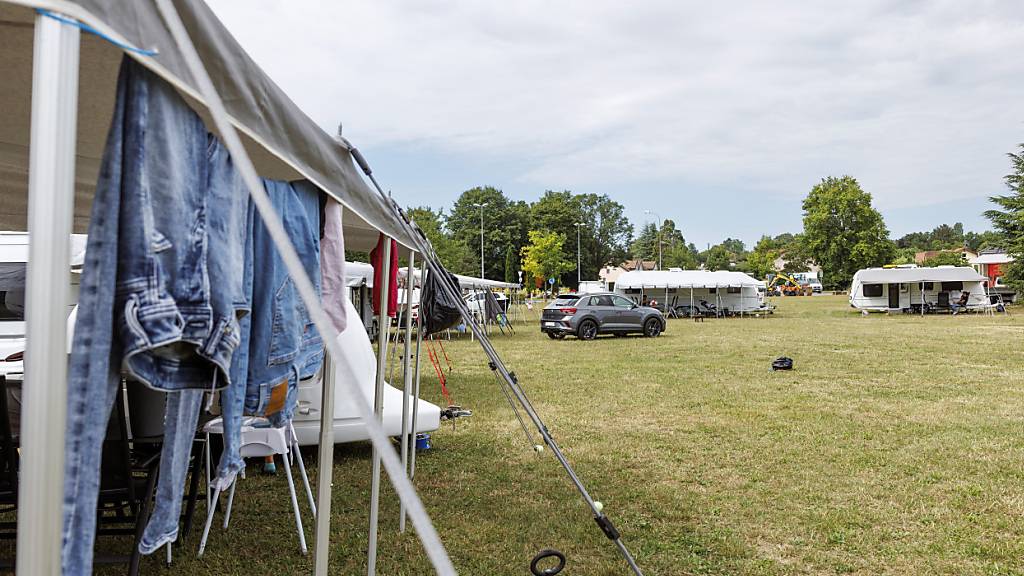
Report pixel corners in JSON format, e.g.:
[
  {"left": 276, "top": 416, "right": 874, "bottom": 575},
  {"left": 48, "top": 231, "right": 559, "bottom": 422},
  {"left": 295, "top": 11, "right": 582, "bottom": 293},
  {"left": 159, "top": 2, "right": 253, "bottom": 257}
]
[
  {"left": 613, "top": 270, "right": 768, "bottom": 315},
  {"left": 849, "top": 266, "right": 988, "bottom": 312}
]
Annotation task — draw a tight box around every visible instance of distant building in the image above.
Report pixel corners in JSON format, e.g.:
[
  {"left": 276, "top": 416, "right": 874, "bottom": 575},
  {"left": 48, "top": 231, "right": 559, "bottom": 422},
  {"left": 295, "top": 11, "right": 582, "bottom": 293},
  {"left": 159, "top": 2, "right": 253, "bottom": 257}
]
[
  {"left": 600, "top": 260, "right": 656, "bottom": 291},
  {"left": 619, "top": 259, "right": 657, "bottom": 272},
  {"left": 914, "top": 247, "right": 977, "bottom": 265},
  {"left": 968, "top": 249, "right": 1016, "bottom": 302}
]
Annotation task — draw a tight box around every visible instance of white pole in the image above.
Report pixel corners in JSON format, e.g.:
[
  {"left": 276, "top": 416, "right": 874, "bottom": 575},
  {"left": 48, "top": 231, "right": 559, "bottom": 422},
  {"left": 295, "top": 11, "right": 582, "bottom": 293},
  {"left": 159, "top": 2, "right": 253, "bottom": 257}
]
[
  {"left": 18, "top": 13, "right": 79, "bottom": 576},
  {"left": 368, "top": 238, "right": 392, "bottom": 575},
  {"left": 576, "top": 222, "right": 582, "bottom": 287},
  {"left": 399, "top": 251, "right": 416, "bottom": 532},
  {"left": 313, "top": 350, "right": 335, "bottom": 576},
  {"left": 408, "top": 260, "right": 426, "bottom": 483}
]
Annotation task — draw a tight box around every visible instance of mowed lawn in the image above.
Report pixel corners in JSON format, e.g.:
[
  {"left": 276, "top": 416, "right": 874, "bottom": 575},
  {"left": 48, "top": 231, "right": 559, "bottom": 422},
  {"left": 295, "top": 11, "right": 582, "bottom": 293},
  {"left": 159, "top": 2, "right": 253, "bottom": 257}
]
[{"left": 120, "top": 295, "right": 1024, "bottom": 575}]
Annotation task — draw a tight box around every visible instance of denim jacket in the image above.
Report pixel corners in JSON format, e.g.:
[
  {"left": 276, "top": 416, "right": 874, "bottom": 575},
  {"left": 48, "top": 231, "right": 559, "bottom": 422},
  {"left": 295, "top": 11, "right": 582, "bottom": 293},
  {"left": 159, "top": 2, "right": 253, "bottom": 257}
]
[{"left": 63, "top": 58, "right": 248, "bottom": 572}]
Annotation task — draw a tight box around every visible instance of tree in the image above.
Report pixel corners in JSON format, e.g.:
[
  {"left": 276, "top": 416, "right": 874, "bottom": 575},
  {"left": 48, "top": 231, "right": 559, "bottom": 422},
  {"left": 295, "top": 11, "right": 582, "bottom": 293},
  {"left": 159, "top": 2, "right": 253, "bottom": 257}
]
[
  {"left": 984, "top": 144, "right": 1024, "bottom": 289},
  {"left": 746, "top": 235, "right": 781, "bottom": 279},
  {"left": 630, "top": 222, "right": 660, "bottom": 264},
  {"left": 520, "top": 230, "right": 574, "bottom": 291},
  {"left": 629, "top": 219, "right": 696, "bottom": 269},
  {"left": 921, "top": 251, "right": 965, "bottom": 267},
  {"left": 576, "top": 193, "right": 633, "bottom": 279},
  {"left": 504, "top": 244, "right": 519, "bottom": 284},
  {"left": 447, "top": 187, "right": 530, "bottom": 280},
  {"left": 802, "top": 176, "right": 895, "bottom": 288},
  {"left": 703, "top": 244, "right": 733, "bottom": 271},
  {"left": 531, "top": 190, "right": 580, "bottom": 286},
  {"left": 406, "top": 206, "right": 476, "bottom": 275}
]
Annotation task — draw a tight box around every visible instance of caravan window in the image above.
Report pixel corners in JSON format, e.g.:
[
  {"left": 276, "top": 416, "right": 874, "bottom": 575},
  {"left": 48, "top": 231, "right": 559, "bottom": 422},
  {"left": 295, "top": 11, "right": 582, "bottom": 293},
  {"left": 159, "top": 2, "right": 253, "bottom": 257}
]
[
  {"left": 941, "top": 281, "right": 963, "bottom": 291},
  {"left": 708, "top": 287, "right": 717, "bottom": 294},
  {"left": 923, "top": 282, "right": 934, "bottom": 291},
  {"left": 863, "top": 284, "right": 883, "bottom": 297},
  {"left": 727, "top": 287, "right": 741, "bottom": 294}
]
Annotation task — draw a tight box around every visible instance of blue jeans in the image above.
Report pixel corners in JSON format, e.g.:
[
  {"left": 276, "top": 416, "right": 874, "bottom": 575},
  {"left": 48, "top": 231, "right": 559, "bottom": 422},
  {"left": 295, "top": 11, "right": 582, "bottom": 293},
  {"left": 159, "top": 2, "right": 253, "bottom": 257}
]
[
  {"left": 213, "top": 179, "right": 322, "bottom": 491},
  {"left": 138, "top": 137, "right": 251, "bottom": 553},
  {"left": 63, "top": 58, "right": 247, "bottom": 572}
]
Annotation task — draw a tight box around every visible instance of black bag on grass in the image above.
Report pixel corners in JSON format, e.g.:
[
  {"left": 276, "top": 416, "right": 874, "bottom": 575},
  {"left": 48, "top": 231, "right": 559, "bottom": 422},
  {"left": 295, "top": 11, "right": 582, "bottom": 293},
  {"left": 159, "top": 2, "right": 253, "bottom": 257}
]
[
  {"left": 771, "top": 357, "right": 793, "bottom": 371},
  {"left": 421, "top": 265, "right": 464, "bottom": 336}
]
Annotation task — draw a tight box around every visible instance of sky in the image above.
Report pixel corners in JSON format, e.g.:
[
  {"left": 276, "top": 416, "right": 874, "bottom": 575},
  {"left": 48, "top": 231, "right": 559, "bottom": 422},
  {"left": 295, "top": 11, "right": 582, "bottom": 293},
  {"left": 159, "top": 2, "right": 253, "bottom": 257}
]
[{"left": 207, "top": 0, "right": 1024, "bottom": 249}]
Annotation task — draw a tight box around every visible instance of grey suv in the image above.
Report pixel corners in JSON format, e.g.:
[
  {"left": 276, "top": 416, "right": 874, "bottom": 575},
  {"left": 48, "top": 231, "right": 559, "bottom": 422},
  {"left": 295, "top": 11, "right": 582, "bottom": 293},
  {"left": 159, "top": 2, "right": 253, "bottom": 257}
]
[{"left": 541, "top": 292, "right": 666, "bottom": 340}]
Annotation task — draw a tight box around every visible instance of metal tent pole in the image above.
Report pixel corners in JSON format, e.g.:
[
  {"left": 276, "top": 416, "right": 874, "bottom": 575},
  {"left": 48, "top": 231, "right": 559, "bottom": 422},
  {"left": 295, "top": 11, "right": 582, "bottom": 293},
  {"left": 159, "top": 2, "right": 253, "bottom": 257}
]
[
  {"left": 368, "top": 238, "right": 392, "bottom": 575},
  {"left": 399, "top": 251, "right": 416, "bottom": 532},
  {"left": 17, "top": 12, "right": 79, "bottom": 576},
  {"left": 408, "top": 260, "right": 426, "bottom": 485},
  {"left": 153, "top": 2, "right": 455, "bottom": 574},
  {"left": 313, "top": 350, "right": 336, "bottom": 576}
]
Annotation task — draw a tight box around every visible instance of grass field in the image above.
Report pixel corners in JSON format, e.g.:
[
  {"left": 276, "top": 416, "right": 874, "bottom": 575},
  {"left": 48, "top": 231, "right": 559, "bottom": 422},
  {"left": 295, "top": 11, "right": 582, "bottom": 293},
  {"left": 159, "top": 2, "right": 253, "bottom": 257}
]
[{"left": 116, "top": 295, "right": 1024, "bottom": 575}]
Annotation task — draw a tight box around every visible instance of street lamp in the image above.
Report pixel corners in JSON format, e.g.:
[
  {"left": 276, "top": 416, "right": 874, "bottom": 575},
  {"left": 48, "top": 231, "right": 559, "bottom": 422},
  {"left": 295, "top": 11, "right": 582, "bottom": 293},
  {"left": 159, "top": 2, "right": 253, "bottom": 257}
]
[
  {"left": 472, "top": 202, "right": 488, "bottom": 278},
  {"left": 574, "top": 222, "right": 584, "bottom": 286},
  {"left": 644, "top": 209, "right": 663, "bottom": 270}
]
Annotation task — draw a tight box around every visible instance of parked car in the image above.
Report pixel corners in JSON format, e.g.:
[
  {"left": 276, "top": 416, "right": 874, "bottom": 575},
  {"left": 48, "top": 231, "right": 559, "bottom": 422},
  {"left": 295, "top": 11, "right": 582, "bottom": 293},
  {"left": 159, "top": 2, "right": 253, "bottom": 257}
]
[
  {"left": 464, "top": 290, "right": 508, "bottom": 320},
  {"left": 541, "top": 292, "right": 665, "bottom": 340}
]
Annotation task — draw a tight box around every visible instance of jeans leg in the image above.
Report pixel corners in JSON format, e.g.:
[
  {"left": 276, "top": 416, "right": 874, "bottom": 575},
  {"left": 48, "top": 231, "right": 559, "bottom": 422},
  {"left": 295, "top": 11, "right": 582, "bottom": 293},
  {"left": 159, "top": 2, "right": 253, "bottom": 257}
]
[{"left": 138, "top": 389, "right": 203, "bottom": 554}]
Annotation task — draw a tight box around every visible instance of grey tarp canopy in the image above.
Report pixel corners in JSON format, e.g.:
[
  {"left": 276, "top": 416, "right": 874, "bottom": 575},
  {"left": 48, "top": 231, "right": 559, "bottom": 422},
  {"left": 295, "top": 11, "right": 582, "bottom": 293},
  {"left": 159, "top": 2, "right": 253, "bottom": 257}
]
[{"left": 0, "top": 0, "right": 414, "bottom": 252}]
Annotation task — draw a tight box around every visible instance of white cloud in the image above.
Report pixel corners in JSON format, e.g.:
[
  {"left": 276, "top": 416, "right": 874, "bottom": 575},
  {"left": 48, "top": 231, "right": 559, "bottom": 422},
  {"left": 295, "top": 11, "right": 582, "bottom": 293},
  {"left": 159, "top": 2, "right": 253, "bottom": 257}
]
[{"left": 207, "top": 0, "right": 1024, "bottom": 213}]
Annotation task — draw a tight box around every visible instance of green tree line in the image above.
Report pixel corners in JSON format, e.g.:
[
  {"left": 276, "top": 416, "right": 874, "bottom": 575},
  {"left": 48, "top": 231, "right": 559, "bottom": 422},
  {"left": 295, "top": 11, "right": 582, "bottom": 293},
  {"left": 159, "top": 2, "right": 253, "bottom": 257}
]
[{"left": 401, "top": 142, "right": 1024, "bottom": 291}]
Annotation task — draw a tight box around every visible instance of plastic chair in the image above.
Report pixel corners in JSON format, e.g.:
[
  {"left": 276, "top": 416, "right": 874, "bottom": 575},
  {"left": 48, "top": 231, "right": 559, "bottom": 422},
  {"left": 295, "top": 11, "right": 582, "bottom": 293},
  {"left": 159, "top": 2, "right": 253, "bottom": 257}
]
[{"left": 197, "top": 418, "right": 314, "bottom": 556}]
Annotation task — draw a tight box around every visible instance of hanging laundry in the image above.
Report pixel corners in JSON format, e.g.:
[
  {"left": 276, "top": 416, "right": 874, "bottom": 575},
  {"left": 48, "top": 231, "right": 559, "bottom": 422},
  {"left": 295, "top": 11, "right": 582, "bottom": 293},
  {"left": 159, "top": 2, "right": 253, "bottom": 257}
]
[
  {"left": 370, "top": 233, "right": 398, "bottom": 317},
  {"left": 320, "top": 198, "right": 348, "bottom": 333},
  {"left": 63, "top": 58, "right": 248, "bottom": 573},
  {"left": 213, "top": 178, "right": 322, "bottom": 493}
]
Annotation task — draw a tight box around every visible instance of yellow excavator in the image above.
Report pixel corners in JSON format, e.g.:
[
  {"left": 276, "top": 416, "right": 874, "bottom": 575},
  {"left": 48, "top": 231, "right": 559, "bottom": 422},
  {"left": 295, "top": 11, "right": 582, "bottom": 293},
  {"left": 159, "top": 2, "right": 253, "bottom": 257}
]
[{"left": 767, "top": 273, "right": 812, "bottom": 296}]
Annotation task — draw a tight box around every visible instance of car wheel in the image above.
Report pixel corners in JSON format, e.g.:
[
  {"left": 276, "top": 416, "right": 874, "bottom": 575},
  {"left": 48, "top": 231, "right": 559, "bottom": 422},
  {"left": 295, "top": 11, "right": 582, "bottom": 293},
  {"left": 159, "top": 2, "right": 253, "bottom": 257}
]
[
  {"left": 643, "top": 318, "right": 662, "bottom": 337},
  {"left": 547, "top": 332, "right": 565, "bottom": 340},
  {"left": 577, "top": 319, "right": 598, "bottom": 340}
]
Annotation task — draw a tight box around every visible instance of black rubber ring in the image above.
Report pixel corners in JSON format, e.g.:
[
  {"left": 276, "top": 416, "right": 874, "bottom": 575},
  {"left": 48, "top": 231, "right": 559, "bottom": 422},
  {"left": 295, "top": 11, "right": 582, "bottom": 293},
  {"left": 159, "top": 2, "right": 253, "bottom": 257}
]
[{"left": 530, "top": 548, "right": 566, "bottom": 576}]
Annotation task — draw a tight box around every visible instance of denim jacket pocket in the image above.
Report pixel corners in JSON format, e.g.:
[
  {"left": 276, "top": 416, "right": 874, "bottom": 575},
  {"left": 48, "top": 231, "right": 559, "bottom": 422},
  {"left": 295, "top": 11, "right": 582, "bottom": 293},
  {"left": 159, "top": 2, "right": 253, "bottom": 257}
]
[{"left": 268, "top": 277, "right": 300, "bottom": 366}]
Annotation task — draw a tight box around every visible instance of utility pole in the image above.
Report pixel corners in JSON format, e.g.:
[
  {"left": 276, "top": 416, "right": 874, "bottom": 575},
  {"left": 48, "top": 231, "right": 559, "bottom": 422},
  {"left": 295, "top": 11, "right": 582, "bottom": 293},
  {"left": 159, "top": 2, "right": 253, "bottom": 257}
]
[
  {"left": 575, "top": 222, "right": 584, "bottom": 287},
  {"left": 644, "top": 210, "right": 663, "bottom": 270},
  {"left": 473, "top": 202, "right": 488, "bottom": 278}
]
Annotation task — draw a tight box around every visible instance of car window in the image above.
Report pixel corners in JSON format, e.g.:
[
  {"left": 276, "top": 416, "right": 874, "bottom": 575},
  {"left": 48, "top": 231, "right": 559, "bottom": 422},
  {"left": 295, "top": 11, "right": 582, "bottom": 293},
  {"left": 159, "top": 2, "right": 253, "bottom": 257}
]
[{"left": 611, "top": 296, "right": 634, "bottom": 309}]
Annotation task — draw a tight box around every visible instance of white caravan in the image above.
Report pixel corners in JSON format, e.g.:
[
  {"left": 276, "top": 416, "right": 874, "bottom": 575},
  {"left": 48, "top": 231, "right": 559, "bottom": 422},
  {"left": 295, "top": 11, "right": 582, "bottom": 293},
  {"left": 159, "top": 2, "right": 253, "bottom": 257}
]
[
  {"left": 291, "top": 297, "right": 440, "bottom": 445},
  {"left": 849, "top": 266, "right": 988, "bottom": 312}
]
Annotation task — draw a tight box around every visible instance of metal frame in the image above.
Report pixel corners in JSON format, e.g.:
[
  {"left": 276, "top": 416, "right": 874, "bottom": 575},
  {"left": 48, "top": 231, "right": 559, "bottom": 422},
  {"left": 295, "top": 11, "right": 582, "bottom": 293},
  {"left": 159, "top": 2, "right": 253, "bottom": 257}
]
[
  {"left": 366, "top": 236, "right": 391, "bottom": 575},
  {"left": 17, "top": 11, "right": 80, "bottom": 576},
  {"left": 399, "top": 252, "right": 416, "bottom": 532}
]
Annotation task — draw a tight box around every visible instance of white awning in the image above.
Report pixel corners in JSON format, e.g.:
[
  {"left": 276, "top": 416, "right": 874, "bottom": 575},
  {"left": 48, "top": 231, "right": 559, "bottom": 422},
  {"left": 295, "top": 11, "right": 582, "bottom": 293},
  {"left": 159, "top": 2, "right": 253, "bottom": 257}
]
[
  {"left": 968, "top": 253, "right": 1014, "bottom": 265},
  {"left": 615, "top": 270, "right": 765, "bottom": 289},
  {"left": 349, "top": 263, "right": 520, "bottom": 290},
  {"left": 855, "top": 266, "right": 986, "bottom": 284}
]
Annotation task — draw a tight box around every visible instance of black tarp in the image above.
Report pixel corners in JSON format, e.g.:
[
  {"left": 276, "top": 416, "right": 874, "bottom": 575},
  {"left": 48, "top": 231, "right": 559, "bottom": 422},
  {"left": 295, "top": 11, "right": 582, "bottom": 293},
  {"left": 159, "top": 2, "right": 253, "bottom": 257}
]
[{"left": 420, "top": 266, "right": 464, "bottom": 336}]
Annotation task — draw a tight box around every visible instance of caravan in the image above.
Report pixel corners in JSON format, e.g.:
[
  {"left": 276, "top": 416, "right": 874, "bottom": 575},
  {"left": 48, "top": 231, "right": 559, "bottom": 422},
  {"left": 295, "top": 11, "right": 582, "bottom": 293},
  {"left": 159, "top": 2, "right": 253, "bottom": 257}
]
[{"left": 849, "top": 266, "right": 988, "bottom": 313}]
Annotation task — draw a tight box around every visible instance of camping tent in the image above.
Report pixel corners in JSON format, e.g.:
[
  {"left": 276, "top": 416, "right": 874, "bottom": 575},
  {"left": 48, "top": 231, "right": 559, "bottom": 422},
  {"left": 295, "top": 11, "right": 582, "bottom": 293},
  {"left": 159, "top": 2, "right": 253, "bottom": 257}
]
[
  {"left": 849, "top": 266, "right": 988, "bottom": 312},
  {"left": 614, "top": 269, "right": 767, "bottom": 315},
  {"left": 0, "top": 1, "right": 450, "bottom": 574}
]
